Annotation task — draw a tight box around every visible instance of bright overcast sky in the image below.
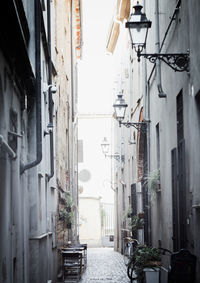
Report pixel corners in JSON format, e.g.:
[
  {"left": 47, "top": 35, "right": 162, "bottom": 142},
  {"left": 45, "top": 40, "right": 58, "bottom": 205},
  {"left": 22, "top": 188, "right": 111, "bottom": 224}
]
[{"left": 78, "top": 0, "right": 116, "bottom": 114}]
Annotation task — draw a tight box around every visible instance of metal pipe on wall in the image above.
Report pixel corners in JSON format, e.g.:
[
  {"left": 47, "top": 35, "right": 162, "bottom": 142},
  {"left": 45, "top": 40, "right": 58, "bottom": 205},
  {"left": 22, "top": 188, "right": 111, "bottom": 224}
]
[
  {"left": 155, "top": 0, "right": 166, "bottom": 98},
  {"left": 70, "top": 0, "right": 75, "bottom": 123},
  {"left": 70, "top": 0, "right": 76, "bottom": 243},
  {"left": 143, "top": 0, "right": 152, "bottom": 245},
  {"left": 66, "top": 101, "right": 71, "bottom": 192},
  {"left": 21, "top": 0, "right": 42, "bottom": 174},
  {"left": 47, "top": 0, "right": 54, "bottom": 181}
]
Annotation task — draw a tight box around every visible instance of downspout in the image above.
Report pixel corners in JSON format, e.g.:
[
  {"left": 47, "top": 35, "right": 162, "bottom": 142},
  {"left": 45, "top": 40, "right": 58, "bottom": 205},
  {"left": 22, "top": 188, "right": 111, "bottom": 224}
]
[
  {"left": 70, "top": 0, "right": 74, "bottom": 122},
  {"left": 155, "top": 0, "right": 166, "bottom": 98},
  {"left": 46, "top": 1, "right": 52, "bottom": 280},
  {"left": 147, "top": 0, "right": 181, "bottom": 85},
  {"left": 67, "top": 102, "right": 71, "bottom": 192},
  {"left": 70, "top": 0, "right": 74, "bottom": 242},
  {"left": 47, "top": 0, "right": 54, "bottom": 181},
  {"left": 144, "top": 0, "right": 152, "bottom": 246},
  {"left": 20, "top": 0, "right": 42, "bottom": 174},
  {"left": 146, "top": 81, "right": 152, "bottom": 245}
]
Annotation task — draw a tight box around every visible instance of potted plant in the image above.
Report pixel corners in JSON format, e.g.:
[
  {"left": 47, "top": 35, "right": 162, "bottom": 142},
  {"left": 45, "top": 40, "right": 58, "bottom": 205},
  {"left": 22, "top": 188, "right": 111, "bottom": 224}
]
[
  {"left": 138, "top": 212, "right": 145, "bottom": 219},
  {"left": 143, "top": 169, "right": 161, "bottom": 202},
  {"left": 129, "top": 215, "right": 145, "bottom": 232},
  {"left": 126, "top": 208, "right": 133, "bottom": 218},
  {"left": 59, "top": 193, "right": 74, "bottom": 229},
  {"left": 59, "top": 208, "right": 73, "bottom": 229},
  {"left": 133, "top": 246, "right": 161, "bottom": 283}
]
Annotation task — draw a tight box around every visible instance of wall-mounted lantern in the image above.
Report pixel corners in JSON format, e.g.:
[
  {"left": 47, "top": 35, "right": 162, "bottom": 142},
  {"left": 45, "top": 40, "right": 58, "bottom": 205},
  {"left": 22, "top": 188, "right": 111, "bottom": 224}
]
[
  {"left": 101, "top": 137, "right": 122, "bottom": 161},
  {"left": 113, "top": 94, "right": 148, "bottom": 132},
  {"left": 125, "top": 2, "right": 189, "bottom": 72}
]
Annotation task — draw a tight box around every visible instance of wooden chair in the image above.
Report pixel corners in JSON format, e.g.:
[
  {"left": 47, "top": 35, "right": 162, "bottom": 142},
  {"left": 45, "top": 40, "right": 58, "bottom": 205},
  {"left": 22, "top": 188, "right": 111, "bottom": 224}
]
[
  {"left": 78, "top": 244, "right": 87, "bottom": 271},
  {"left": 62, "top": 251, "right": 82, "bottom": 281}
]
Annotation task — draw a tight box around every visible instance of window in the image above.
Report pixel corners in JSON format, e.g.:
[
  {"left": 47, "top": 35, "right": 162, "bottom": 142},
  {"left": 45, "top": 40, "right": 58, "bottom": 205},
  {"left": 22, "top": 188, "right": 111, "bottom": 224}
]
[
  {"left": 156, "top": 123, "right": 160, "bottom": 169},
  {"left": 176, "top": 91, "right": 184, "bottom": 142},
  {"left": 122, "top": 185, "right": 125, "bottom": 211}
]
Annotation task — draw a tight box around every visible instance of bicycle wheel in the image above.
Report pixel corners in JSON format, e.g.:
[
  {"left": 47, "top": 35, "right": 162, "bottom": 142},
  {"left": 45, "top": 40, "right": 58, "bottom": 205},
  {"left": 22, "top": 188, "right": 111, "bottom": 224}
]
[{"left": 127, "top": 260, "right": 138, "bottom": 280}]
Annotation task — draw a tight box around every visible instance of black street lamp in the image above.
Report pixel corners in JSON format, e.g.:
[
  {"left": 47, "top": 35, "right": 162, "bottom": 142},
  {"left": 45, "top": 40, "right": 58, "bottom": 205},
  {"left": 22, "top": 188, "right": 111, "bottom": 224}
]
[
  {"left": 113, "top": 94, "right": 148, "bottom": 132},
  {"left": 125, "top": 1, "right": 151, "bottom": 60},
  {"left": 125, "top": 1, "right": 189, "bottom": 72},
  {"left": 112, "top": 93, "right": 128, "bottom": 123}
]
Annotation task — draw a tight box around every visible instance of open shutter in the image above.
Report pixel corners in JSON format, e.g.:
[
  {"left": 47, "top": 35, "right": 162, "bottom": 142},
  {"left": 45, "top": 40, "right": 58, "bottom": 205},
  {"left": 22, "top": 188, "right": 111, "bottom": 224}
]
[
  {"left": 131, "top": 183, "right": 137, "bottom": 216},
  {"left": 171, "top": 148, "right": 179, "bottom": 251},
  {"left": 178, "top": 139, "right": 187, "bottom": 248}
]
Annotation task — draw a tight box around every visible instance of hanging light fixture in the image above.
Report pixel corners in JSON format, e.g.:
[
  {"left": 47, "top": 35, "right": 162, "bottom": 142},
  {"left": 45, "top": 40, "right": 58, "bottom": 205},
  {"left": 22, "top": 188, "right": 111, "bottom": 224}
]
[
  {"left": 113, "top": 93, "right": 128, "bottom": 124},
  {"left": 125, "top": 1, "right": 151, "bottom": 61},
  {"left": 113, "top": 94, "right": 148, "bottom": 132},
  {"left": 125, "top": 1, "right": 189, "bottom": 72},
  {"left": 101, "top": 137, "right": 110, "bottom": 155},
  {"left": 100, "top": 137, "right": 121, "bottom": 161}
]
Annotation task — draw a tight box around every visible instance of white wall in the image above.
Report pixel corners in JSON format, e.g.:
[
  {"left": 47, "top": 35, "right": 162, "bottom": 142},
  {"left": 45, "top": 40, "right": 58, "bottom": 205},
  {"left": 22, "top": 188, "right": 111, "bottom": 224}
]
[{"left": 79, "top": 197, "right": 102, "bottom": 247}]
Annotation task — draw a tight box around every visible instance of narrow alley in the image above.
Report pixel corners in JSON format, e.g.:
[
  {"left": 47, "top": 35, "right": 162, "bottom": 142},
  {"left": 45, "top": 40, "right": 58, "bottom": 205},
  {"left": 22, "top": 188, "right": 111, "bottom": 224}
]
[
  {"left": 60, "top": 248, "right": 130, "bottom": 283},
  {"left": 1, "top": 0, "right": 200, "bottom": 282},
  {"left": 80, "top": 248, "right": 129, "bottom": 283}
]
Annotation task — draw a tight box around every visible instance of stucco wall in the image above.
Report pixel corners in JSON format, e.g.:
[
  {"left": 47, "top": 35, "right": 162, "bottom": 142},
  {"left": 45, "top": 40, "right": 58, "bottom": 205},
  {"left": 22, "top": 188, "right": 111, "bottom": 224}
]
[{"left": 79, "top": 197, "right": 102, "bottom": 247}]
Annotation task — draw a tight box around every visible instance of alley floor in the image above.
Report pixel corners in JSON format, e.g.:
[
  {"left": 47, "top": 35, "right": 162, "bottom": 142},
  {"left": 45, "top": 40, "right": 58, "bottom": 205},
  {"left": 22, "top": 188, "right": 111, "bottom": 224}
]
[
  {"left": 62, "top": 247, "right": 130, "bottom": 283},
  {"left": 80, "top": 248, "right": 130, "bottom": 283}
]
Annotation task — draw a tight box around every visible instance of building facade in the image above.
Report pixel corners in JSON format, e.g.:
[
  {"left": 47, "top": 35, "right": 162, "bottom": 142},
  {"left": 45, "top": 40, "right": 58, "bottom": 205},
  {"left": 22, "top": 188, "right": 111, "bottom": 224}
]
[
  {"left": 0, "top": 0, "right": 81, "bottom": 282},
  {"left": 107, "top": 0, "right": 200, "bottom": 281}
]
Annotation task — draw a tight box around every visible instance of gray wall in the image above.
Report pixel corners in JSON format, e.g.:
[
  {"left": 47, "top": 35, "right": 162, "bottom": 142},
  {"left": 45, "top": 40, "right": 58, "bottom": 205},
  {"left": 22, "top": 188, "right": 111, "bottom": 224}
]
[{"left": 145, "top": 0, "right": 200, "bottom": 281}]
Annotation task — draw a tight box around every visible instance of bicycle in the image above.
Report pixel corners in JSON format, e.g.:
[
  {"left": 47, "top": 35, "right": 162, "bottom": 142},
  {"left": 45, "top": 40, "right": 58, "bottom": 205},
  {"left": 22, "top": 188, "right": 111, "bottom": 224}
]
[
  {"left": 122, "top": 237, "right": 145, "bottom": 282},
  {"left": 127, "top": 244, "right": 148, "bottom": 282},
  {"left": 127, "top": 246, "right": 170, "bottom": 282},
  {"left": 123, "top": 237, "right": 140, "bottom": 266},
  {"left": 166, "top": 248, "right": 196, "bottom": 283},
  {"left": 158, "top": 247, "right": 197, "bottom": 283},
  {"left": 128, "top": 246, "right": 197, "bottom": 283}
]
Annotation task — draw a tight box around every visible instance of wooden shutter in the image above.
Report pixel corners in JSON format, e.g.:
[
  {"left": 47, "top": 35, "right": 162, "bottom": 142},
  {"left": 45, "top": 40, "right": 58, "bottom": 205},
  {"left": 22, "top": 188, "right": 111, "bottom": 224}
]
[
  {"left": 131, "top": 184, "right": 137, "bottom": 216},
  {"left": 178, "top": 139, "right": 187, "bottom": 248},
  {"left": 171, "top": 148, "right": 179, "bottom": 251}
]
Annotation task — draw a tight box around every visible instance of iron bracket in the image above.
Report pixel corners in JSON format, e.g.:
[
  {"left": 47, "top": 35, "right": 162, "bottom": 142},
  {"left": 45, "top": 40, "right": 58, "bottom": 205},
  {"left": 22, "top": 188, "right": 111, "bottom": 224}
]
[
  {"left": 120, "top": 121, "right": 149, "bottom": 133},
  {"left": 139, "top": 51, "right": 190, "bottom": 72}
]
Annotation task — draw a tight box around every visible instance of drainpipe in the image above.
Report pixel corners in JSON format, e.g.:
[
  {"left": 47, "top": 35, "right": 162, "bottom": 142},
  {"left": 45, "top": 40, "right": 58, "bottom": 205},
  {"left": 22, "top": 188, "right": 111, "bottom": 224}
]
[
  {"left": 70, "top": 0, "right": 74, "bottom": 123},
  {"left": 146, "top": 81, "right": 152, "bottom": 245},
  {"left": 21, "top": 0, "right": 42, "bottom": 174},
  {"left": 66, "top": 102, "right": 71, "bottom": 191},
  {"left": 70, "top": 0, "right": 78, "bottom": 243},
  {"left": 155, "top": 0, "right": 166, "bottom": 98},
  {"left": 143, "top": 0, "right": 152, "bottom": 245},
  {"left": 47, "top": 0, "right": 54, "bottom": 181}
]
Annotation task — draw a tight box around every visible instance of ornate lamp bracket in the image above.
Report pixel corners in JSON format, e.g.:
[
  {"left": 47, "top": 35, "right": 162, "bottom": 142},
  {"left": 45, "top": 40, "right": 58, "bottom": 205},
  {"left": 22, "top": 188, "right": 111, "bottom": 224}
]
[
  {"left": 140, "top": 51, "right": 190, "bottom": 72},
  {"left": 120, "top": 121, "right": 149, "bottom": 133},
  {"left": 105, "top": 153, "right": 121, "bottom": 161}
]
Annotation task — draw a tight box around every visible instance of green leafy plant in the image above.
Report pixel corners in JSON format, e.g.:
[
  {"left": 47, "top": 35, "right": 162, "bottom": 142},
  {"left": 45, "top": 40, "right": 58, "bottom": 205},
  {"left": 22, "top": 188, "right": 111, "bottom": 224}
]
[
  {"left": 128, "top": 215, "right": 144, "bottom": 231},
  {"left": 144, "top": 169, "right": 160, "bottom": 201},
  {"left": 133, "top": 246, "right": 161, "bottom": 282},
  {"left": 60, "top": 208, "right": 73, "bottom": 224},
  {"left": 65, "top": 192, "right": 73, "bottom": 209},
  {"left": 126, "top": 208, "right": 133, "bottom": 218},
  {"left": 59, "top": 193, "right": 74, "bottom": 228}
]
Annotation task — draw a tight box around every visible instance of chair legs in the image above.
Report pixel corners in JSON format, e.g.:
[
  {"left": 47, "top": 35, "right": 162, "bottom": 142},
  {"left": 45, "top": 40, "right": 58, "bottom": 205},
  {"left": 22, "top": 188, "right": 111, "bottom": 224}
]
[{"left": 62, "top": 253, "right": 82, "bottom": 281}]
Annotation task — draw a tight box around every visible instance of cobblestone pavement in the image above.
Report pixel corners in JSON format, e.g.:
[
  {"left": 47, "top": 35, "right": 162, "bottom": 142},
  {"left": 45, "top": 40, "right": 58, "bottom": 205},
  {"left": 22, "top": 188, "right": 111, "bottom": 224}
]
[{"left": 79, "top": 247, "right": 130, "bottom": 283}]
